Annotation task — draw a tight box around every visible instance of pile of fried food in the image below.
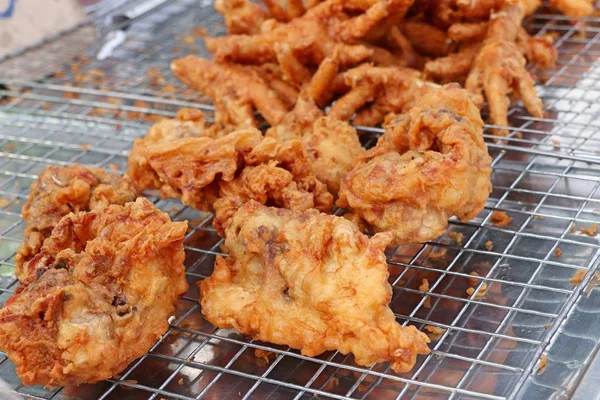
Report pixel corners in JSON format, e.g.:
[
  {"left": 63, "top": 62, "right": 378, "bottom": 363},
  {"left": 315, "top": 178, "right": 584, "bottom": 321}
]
[{"left": 0, "top": 0, "right": 593, "bottom": 388}]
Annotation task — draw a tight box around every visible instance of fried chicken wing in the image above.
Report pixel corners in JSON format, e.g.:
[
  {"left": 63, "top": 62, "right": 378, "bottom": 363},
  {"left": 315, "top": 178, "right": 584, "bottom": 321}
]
[
  {"left": 0, "top": 198, "right": 188, "bottom": 386},
  {"left": 337, "top": 85, "right": 492, "bottom": 245},
  {"left": 199, "top": 200, "right": 430, "bottom": 372},
  {"left": 171, "top": 55, "right": 289, "bottom": 127},
  {"left": 550, "top": 0, "right": 593, "bottom": 16},
  {"left": 15, "top": 165, "right": 139, "bottom": 282}
]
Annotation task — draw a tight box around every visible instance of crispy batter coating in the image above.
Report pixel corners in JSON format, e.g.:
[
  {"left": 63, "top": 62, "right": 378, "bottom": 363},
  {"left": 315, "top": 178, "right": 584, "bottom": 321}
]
[
  {"left": 143, "top": 129, "right": 333, "bottom": 234},
  {"left": 15, "top": 165, "right": 139, "bottom": 282},
  {"left": 550, "top": 0, "right": 593, "bottom": 16},
  {"left": 199, "top": 200, "right": 430, "bottom": 372},
  {"left": 215, "top": 0, "right": 269, "bottom": 34},
  {"left": 338, "top": 85, "right": 492, "bottom": 245},
  {"left": 400, "top": 21, "right": 451, "bottom": 57},
  {"left": 465, "top": 3, "right": 543, "bottom": 136},
  {"left": 127, "top": 108, "right": 224, "bottom": 196},
  {"left": 171, "top": 55, "right": 289, "bottom": 127},
  {"left": 0, "top": 198, "right": 188, "bottom": 386}
]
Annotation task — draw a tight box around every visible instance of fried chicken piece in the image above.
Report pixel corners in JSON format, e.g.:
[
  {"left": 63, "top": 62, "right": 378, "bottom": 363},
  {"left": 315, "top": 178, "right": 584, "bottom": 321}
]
[
  {"left": 215, "top": 0, "right": 269, "bottom": 34},
  {"left": 465, "top": 3, "right": 543, "bottom": 136},
  {"left": 337, "top": 85, "right": 492, "bottom": 245},
  {"left": 550, "top": 0, "right": 593, "bottom": 16},
  {"left": 329, "top": 63, "right": 429, "bottom": 126},
  {"left": 171, "top": 55, "right": 289, "bottom": 127},
  {"left": 204, "top": 0, "right": 412, "bottom": 69},
  {"left": 516, "top": 28, "right": 557, "bottom": 70},
  {"left": 0, "top": 198, "right": 188, "bottom": 386},
  {"left": 127, "top": 108, "right": 225, "bottom": 196},
  {"left": 143, "top": 129, "right": 333, "bottom": 234},
  {"left": 199, "top": 200, "right": 430, "bottom": 372},
  {"left": 15, "top": 165, "right": 139, "bottom": 282},
  {"left": 400, "top": 21, "right": 451, "bottom": 57}
]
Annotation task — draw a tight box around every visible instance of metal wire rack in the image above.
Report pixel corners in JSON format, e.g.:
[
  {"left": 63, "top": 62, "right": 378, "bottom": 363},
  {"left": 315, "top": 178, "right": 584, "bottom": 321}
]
[{"left": 1, "top": 1, "right": 600, "bottom": 399}]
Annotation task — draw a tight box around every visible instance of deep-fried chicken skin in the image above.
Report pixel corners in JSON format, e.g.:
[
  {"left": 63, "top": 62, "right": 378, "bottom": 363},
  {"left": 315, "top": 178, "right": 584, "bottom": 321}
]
[
  {"left": 143, "top": 129, "right": 333, "bottom": 234},
  {"left": 465, "top": 3, "right": 543, "bottom": 136},
  {"left": 550, "top": 0, "right": 593, "bottom": 16},
  {"left": 215, "top": 0, "right": 269, "bottom": 34},
  {"left": 127, "top": 108, "right": 225, "bottom": 196},
  {"left": 15, "top": 165, "right": 139, "bottom": 282},
  {"left": 172, "top": 55, "right": 289, "bottom": 127},
  {"left": 0, "top": 198, "right": 188, "bottom": 386},
  {"left": 338, "top": 85, "right": 492, "bottom": 245},
  {"left": 199, "top": 201, "right": 430, "bottom": 372}
]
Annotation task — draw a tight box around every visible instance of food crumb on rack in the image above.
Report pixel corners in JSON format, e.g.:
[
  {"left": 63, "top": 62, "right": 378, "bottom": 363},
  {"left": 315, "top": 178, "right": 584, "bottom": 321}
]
[
  {"left": 115, "top": 124, "right": 121, "bottom": 131},
  {"left": 555, "top": 248, "right": 562, "bottom": 258},
  {"left": 147, "top": 67, "right": 166, "bottom": 86},
  {"left": 42, "top": 103, "right": 51, "bottom": 110},
  {"left": 569, "top": 223, "right": 577, "bottom": 233},
  {"left": 178, "top": 377, "right": 184, "bottom": 385},
  {"left": 64, "top": 91, "right": 79, "bottom": 99},
  {"left": 89, "top": 108, "right": 109, "bottom": 117},
  {"left": 120, "top": 380, "right": 138, "bottom": 390},
  {"left": 485, "top": 240, "right": 493, "bottom": 251},
  {"left": 108, "top": 97, "right": 123, "bottom": 105},
  {"left": 255, "top": 349, "right": 274, "bottom": 364},
  {"left": 0, "top": 198, "right": 8, "bottom": 207},
  {"left": 491, "top": 211, "right": 513, "bottom": 227},
  {"left": 161, "top": 85, "right": 178, "bottom": 93},
  {"left": 544, "top": 323, "right": 551, "bottom": 329},
  {"left": 448, "top": 231, "right": 463, "bottom": 245},
  {"left": 109, "top": 163, "right": 120, "bottom": 171},
  {"left": 466, "top": 282, "right": 488, "bottom": 299},
  {"left": 428, "top": 248, "right": 447, "bottom": 260},
  {"left": 537, "top": 354, "right": 547, "bottom": 375},
  {"left": 467, "top": 271, "right": 480, "bottom": 286},
  {"left": 578, "top": 224, "right": 598, "bottom": 237},
  {"left": 423, "top": 325, "right": 445, "bottom": 341},
  {"left": 570, "top": 269, "right": 587, "bottom": 284},
  {"left": 552, "top": 138, "right": 561, "bottom": 150},
  {"left": 585, "top": 273, "right": 600, "bottom": 294},
  {"left": 79, "top": 143, "right": 91, "bottom": 150},
  {"left": 533, "top": 214, "right": 545, "bottom": 220},
  {"left": 182, "top": 35, "right": 195, "bottom": 45},
  {"left": 54, "top": 71, "right": 66, "bottom": 79},
  {"left": 418, "top": 278, "right": 431, "bottom": 308},
  {"left": 193, "top": 27, "right": 208, "bottom": 36},
  {"left": 5, "top": 143, "right": 15, "bottom": 151}
]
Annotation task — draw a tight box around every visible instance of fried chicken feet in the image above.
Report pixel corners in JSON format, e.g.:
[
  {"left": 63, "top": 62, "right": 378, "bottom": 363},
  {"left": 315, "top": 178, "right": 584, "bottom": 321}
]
[{"left": 199, "top": 201, "right": 430, "bottom": 372}]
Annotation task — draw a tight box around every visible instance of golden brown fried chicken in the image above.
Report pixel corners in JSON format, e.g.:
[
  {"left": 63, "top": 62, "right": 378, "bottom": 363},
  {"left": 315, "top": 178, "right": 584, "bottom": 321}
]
[
  {"left": 143, "top": 129, "right": 333, "bottom": 234},
  {"left": 127, "top": 108, "right": 225, "bottom": 196},
  {"left": 199, "top": 200, "right": 430, "bottom": 372},
  {"left": 465, "top": 3, "right": 543, "bottom": 136},
  {"left": 15, "top": 165, "right": 139, "bottom": 282},
  {"left": 0, "top": 198, "right": 188, "bottom": 386},
  {"left": 215, "top": 0, "right": 269, "bottom": 34},
  {"left": 550, "top": 0, "right": 593, "bottom": 16},
  {"left": 171, "top": 55, "right": 289, "bottom": 127},
  {"left": 204, "top": 0, "right": 413, "bottom": 68},
  {"left": 337, "top": 85, "right": 492, "bottom": 245}
]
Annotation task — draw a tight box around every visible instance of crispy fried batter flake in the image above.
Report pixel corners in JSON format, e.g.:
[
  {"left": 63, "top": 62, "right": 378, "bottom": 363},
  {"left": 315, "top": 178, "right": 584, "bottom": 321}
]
[
  {"left": 0, "top": 198, "right": 188, "bottom": 386},
  {"left": 199, "top": 201, "right": 430, "bottom": 372},
  {"left": 15, "top": 165, "right": 139, "bottom": 281}
]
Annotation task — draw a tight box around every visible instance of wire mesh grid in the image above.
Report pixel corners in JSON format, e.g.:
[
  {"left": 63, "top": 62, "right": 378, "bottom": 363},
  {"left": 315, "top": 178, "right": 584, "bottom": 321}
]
[{"left": 1, "top": 1, "right": 600, "bottom": 399}]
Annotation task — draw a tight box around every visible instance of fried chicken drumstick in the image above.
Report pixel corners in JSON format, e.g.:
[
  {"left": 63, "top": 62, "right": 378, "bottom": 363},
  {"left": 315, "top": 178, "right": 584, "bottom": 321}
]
[
  {"left": 15, "top": 165, "right": 139, "bottom": 282},
  {"left": 338, "top": 85, "right": 492, "bottom": 245},
  {"left": 199, "top": 200, "right": 430, "bottom": 372},
  {"left": 0, "top": 198, "right": 188, "bottom": 386}
]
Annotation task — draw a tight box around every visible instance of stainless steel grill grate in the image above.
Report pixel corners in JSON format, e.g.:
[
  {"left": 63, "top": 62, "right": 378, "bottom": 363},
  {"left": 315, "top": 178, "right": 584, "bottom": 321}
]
[{"left": 1, "top": 1, "right": 600, "bottom": 399}]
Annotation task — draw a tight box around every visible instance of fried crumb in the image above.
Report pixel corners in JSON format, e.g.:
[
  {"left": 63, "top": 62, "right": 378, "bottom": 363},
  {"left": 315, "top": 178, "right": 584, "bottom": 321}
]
[
  {"left": 578, "top": 224, "right": 598, "bottom": 237},
  {"left": 537, "top": 354, "right": 547, "bottom": 375},
  {"left": 491, "top": 211, "right": 513, "bottom": 227},
  {"left": 193, "top": 27, "right": 208, "bottom": 36},
  {"left": 115, "top": 124, "right": 121, "bottom": 131},
  {"left": 448, "top": 231, "right": 463, "bottom": 245},
  {"left": 533, "top": 215, "right": 545, "bottom": 220},
  {"left": 585, "top": 273, "right": 600, "bottom": 294},
  {"left": 255, "top": 349, "right": 274, "bottom": 364},
  {"left": 178, "top": 377, "right": 184, "bottom": 385},
  {"left": 182, "top": 35, "right": 195, "bottom": 45},
  {"left": 555, "top": 248, "right": 562, "bottom": 258},
  {"left": 172, "top": 46, "right": 182, "bottom": 54},
  {"left": 126, "top": 111, "right": 142, "bottom": 120},
  {"left": 424, "top": 325, "right": 445, "bottom": 341},
  {"left": 54, "top": 71, "right": 66, "bottom": 79},
  {"left": 109, "top": 163, "right": 120, "bottom": 171},
  {"left": 467, "top": 271, "right": 480, "bottom": 286},
  {"left": 133, "top": 100, "right": 151, "bottom": 109},
  {"left": 120, "top": 379, "right": 138, "bottom": 390},
  {"left": 569, "top": 223, "right": 577, "bottom": 233},
  {"left": 428, "top": 248, "right": 447, "bottom": 260},
  {"left": 142, "top": 114, "right": 165, "bottom": 123},
  {"left": 79, "top": 143, "right": 91, "bottom": 150},
  {"left": 485, "top": 240, "right": 493, "bottom": 251},
  {"left": 161, "top": 85, "right": 177, "bottom": 93},
  {"left": 147, "top": 67, "right": 166, "bottom": 86},
  {"left": 108, "top": 97, "right": 123, "bottom": 105},
  {"left": 543, "top": 323, "right": 551, "bottom": 329},
  {"left": 419, "top": 278, "right": 431, "bottom": 308},
  {"left": 0, "top": 198, "right": 9, "bottom": 207},
  {"left": 5, "top": 143, "right": 15, "bottom": 151},
  {"left": 71, "top": 64, "right": 80, "bottom": 73},
  {"left": 466, "top": 282, "right": 488, "bottom": 299},
  {"left": 570, "top": 269, "right": 587, "bottom": 284},
  {"left": 42, "top": 102, "right": 51, "bottom": 110},
  {"left": 552, "top": 138, "right": 561, "bottom": 151},
  {"left": 64, "top": 92, "right": 79, "bottom": 99},
  {"left": 89, "top": 108, "right": 109, "bottom": 117}
]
